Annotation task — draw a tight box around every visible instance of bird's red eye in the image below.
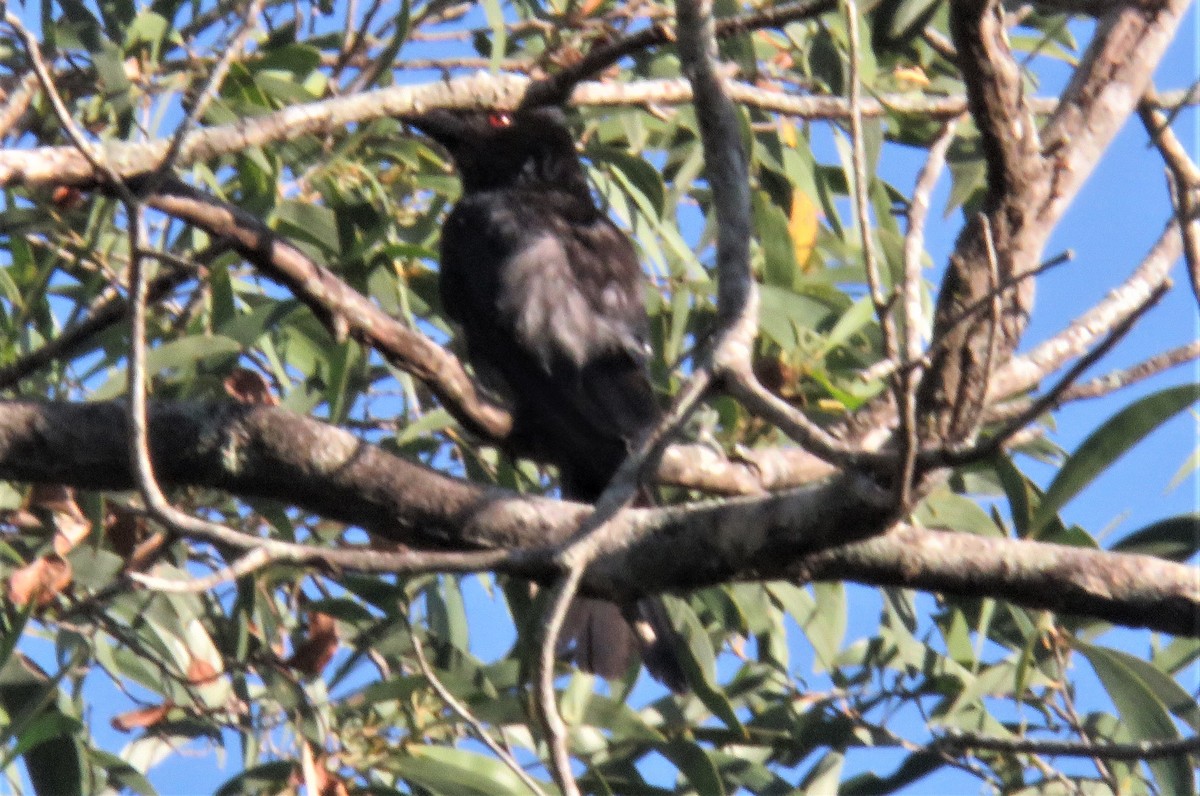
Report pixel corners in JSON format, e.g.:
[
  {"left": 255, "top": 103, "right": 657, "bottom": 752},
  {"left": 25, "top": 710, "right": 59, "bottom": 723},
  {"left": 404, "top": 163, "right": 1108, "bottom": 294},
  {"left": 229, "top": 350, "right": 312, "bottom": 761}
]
[{"left": 488, "top": 111, "right": 513, "bottom": 129}]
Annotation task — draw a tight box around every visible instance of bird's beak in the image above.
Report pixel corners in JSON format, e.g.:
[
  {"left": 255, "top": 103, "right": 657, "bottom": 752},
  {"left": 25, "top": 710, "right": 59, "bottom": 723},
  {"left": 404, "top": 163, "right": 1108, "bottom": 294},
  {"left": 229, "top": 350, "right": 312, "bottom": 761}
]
[{"left": 403, "top": 109, "right": 463, "bottom": 149}]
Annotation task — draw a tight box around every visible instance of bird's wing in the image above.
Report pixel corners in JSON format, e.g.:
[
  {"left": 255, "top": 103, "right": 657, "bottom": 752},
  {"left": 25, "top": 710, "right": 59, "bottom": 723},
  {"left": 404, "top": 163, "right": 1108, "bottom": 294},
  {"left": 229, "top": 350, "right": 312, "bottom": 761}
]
[{"left": 439, "top": 190, "right": 659, "bottom": 497}]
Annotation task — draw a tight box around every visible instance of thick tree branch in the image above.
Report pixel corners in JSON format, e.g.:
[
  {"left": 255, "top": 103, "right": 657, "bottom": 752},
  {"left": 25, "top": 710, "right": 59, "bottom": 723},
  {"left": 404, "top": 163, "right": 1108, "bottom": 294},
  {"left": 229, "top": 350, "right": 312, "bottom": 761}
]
[
  {"left": 1040, "top": 0, "right": 1194, "bottom": 222},
  {"left": 5, "top": 72, "right": 1181, "bottom": 191},
  {"left": 917, "top": 0, "right": 1045, "bottom": 444},
  {"left": 936, "top": 731, "right": 1200, "bottom": 762},
  {"left": 913, "top": 0, "right": 1186, "bottom": 457},
  {"left": 0, "top": 399, "right": 1195, "bottom": 637},
  {"left": 132, "top": 179, "right": 514, "bottom": 442}
]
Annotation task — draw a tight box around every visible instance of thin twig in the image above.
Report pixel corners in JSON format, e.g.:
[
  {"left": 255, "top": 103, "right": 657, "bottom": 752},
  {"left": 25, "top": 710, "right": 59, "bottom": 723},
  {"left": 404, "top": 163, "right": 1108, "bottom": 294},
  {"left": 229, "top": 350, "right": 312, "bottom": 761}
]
[
  {"left": 986, "top": 340, "right": 1200, "bottom": 421},
  {"left": 128, "top": 548, "right": 275, "bottom": 593},
  {"left": 896, "top": 118, "right": 958, "bottom": 508},
  {"left": 407, "top": 618, "right": 548, "bottom": 796},
  {"left": 901, "top": 118, "right": 959, "bottom": 362},
  {"left": 158, "top": 0, "right": 268, "bottom": 174},
  {"left": 1048, "top": 631, "right": 1118, "bottom": 789},
  {"left": 935, "top": 282, "right": 1170, "bottom": 466},
  {"left": 841, "top": 0, "right": 894, "bottom": 364},
  {"left": 534, "top": 566, "right": 585, "bottom": 796}
]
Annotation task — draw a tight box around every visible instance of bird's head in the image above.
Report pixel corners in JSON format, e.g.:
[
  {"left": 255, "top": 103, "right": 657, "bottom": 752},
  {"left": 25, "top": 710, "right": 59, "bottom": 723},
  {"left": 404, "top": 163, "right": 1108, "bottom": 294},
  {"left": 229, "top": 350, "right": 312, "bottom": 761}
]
[{"left": 405, "top": 105, "right": 586, "bottom": 194}]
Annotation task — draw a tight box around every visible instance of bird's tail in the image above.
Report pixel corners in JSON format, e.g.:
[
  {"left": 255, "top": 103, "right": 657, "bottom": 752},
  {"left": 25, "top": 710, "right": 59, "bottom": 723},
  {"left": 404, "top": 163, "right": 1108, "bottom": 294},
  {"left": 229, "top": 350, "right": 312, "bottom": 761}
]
[{"left": 558, "top": 595, "right": 688, "bottom": 693}]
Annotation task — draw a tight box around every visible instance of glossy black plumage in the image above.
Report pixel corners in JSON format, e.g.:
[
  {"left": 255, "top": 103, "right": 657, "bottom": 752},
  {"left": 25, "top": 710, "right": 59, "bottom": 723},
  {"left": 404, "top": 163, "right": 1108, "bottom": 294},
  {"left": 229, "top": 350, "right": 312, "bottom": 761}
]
[{"left": 409, "top": 106, "right": 684, "bottom": 690}]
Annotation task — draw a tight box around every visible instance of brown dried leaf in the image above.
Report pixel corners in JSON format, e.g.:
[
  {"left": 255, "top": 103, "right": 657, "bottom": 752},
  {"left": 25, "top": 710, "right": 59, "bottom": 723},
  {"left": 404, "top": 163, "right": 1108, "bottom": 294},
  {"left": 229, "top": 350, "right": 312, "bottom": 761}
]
[
  {"left": 8, "top": 554, "right": 72, "bottom": 607},
  {"left": 52, "top": 515, "right": 91, "bottom": 556},
  {"left": 28, "top": 484, "right": 83, "bottom": 518},
  {"left": 105, "top": 505, "right": 145, "bottom": 559},
  {"left": 223, "top": 367, "right": 279, "bottom": 406},
  {"left": 0, "top": 508, "right": 42, "bottom": 531},
  {"left": 51, "top": 185, "right": 85, "bottom": 209},
  {"left": 126, "top": 532, "right": 167, "bottom": 572},
  {"left": 286, "top": 612, "right": 340, "bottom": 676},
  {"left": 26, "top": 485, "right": 91, "bottom": 555},
  {"left": 187, "top": 656, "right": 220, "bottom": 685},
  {"left": 111, "top": 701, "right": 174, "bottom": 732}
]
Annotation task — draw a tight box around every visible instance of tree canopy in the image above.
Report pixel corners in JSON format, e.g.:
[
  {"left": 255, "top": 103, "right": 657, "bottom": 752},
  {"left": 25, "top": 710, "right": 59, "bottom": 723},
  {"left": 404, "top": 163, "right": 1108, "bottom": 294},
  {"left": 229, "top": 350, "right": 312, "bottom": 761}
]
[{"left": 0, "top": 0, "right": 1196, "bottom": 793}]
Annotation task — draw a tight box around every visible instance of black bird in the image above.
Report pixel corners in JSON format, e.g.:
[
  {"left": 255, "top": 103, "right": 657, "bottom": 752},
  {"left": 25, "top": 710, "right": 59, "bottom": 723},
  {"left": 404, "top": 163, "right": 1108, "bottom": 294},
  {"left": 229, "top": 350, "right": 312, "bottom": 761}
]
[{"left": 408, "top": 105, "right": 684, "bottom": 691}]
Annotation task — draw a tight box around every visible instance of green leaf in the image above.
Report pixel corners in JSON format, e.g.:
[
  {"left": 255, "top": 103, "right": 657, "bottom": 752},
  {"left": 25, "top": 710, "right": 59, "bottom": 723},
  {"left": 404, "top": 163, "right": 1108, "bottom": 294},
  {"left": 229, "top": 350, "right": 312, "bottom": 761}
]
[
  {"left": 1110, "top": 514, "right": 1200, "bottom": 562},
  {"left": 757, "top": 284, "right": 833, "bottom": 349},
  {"left": 396, "top": 745, "right": 538, "bottom": 796},
  {"left": 427, "top": 576, "right": 469, "bottom": 654},
  {"left": 661, "top": 596, "right": 745, "bottom": 736},
  {"left": 819, "top": 294, "right": 875, "bottom": 356},
  {"left": 840, "top": 750, "right": 945, "bottom": 795},
  {"left": 805, "top": 582, "right": 846, "bottom": 671},
  {"left": 1031, "top": 384, "right": 1200, "bottom": 536},
  {"left": 754, "top": 191, "right": 800, "bottom": 289},
  {"left": 914, "top": 487, "right": 1003, "bottom": 536},
  {"left": 1104, "top": 648, "right": 1200, "bottom": 732},
  {"left": 275, "top": 200, "right": 340, "bottom": 256},
  {"left": 480, "top": 0, "right": 507, "bottom": 68},
  {"left": 93, "top": 335, "right": 243, "bottom": 400},
  {"left": 660, "top": 740, "right": 726, "bottom": 796},
  {"left": 1075, "top": 641, "right": 1195, "bottom": 795},
  {"left": 874, "top": 0, "right": 943, "bottom": 44},
  {"left": 214, "top": 760, "right": 295, "bottom": 796},
  {"left": 798, "top": 749, "right": 844, "bottom": 793},
  {"left": 597, "top": 147, "right": 666, "bottom": 219}
]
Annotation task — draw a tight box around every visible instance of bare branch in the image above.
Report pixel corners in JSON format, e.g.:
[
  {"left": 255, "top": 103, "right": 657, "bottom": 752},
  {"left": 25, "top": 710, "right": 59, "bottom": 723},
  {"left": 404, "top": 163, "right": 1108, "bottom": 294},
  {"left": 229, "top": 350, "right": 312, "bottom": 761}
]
[
  {"left": 996, "top": 220, "right": 1181, "bottom": 398},
  {"left": 937, "top": 282, "right": 1169, "bottom": 466},
  {"left": 1041, "top": 0, "right": 1194, "bottom": 221},
  {"left": 128, "top": 548, "right": 275, "bottom": 593},
  {"left": 988, "top": 340, "right": 1200, "bottom": 421},
  {"left": 936, "top": 731, "right": 1200, "bottom": 762},
  {"left": 902, "top": 119, "right": 959, "bottom": 362},
  {"left": 5, "top": 71, "right": 1166, "bottom": 191},
  {"left": 0, "top": 71, "right": 38, "bottom": 138},
  {"left": 1140, "top": 98, "right": 1200, "bottom": 309}
]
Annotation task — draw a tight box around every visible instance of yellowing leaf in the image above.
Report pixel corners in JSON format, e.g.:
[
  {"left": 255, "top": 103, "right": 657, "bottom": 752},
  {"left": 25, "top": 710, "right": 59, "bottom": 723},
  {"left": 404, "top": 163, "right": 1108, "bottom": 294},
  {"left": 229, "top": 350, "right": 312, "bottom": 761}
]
[
  {"left": 788, "top": 190, "right": 819, "bottom": 269},
  {"left": 779, "top": 121, "right": 797, "bottom": 149},
  {"left": 892, "top": 65, "right": 930, "bottom": 87}
]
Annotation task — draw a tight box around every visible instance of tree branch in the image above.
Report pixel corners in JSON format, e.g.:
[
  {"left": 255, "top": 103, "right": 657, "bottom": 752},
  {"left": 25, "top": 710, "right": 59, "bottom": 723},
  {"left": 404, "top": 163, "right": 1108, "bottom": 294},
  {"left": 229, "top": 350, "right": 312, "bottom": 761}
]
[
  {"left": 994, "top": 220, "right": 1181, "bottom": 398},
  {"left": 935, "top": 731, "right": 1200, "bottom": 762},
  {"left": 133, "top": 178, "right": 514, "bottom": 442},
  {"left": 0, "top": 399, "right": 1195, "bottom": 637},
  {"left": 5, "top": 71, "right": 1182, "bottom": 191}
]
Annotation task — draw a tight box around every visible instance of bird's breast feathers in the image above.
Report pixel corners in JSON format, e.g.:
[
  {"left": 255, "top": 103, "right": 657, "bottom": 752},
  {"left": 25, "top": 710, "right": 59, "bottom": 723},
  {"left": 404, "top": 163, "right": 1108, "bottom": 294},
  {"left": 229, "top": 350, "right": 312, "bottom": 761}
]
[{"left": 497, "top": 232, "right": 650, "bottom": 371}]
